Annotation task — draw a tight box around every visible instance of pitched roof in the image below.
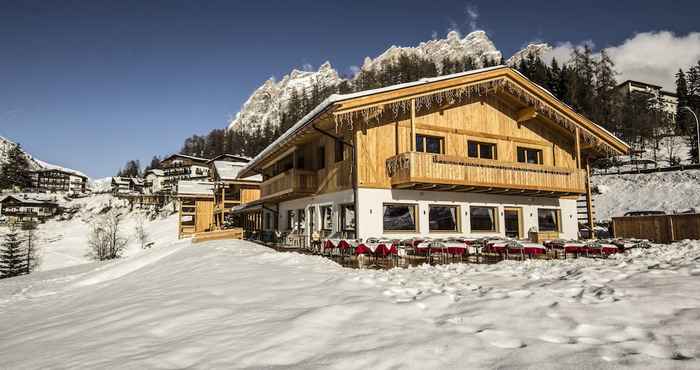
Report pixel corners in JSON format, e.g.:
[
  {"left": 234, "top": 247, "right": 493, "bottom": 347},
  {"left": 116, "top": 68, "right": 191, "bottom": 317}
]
[
  {"left": 177, "top": 181, "right": 214, "bottom": 197},
  {"left": 213, "top": 161, "right": 262, "bottom": 182},
  {"left": 161, "top": 153, "right": 209, "bottom": 164},
  {"left": 0, "top": 193, "right": 58, "bottom": 205},
  {"left": 206, "top": 154, "right": 252, "bottom": 164},
  {"left": 145, "top": 169, "right": 164, "bottom": 176},
  {"left": 237, "top": 66, "right": 630, "bottom": 178}
]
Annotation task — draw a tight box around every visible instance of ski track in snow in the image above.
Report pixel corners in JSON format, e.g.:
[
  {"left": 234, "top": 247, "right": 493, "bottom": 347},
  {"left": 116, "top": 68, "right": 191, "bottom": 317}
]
[{"left": 0, "top": 238, "right": 699, "bottom": 369}]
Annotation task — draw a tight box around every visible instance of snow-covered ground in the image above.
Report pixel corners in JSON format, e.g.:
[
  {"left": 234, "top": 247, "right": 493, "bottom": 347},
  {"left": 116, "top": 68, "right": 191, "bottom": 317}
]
[
  {"left": 593, "top": 169, "right": 700, "bottom": 220},
  {"left": 1, "top": 238, "right": 699, "bottom": 369},
  {"left": 1, "top": 193, "right": 178, "bottom": 272}
]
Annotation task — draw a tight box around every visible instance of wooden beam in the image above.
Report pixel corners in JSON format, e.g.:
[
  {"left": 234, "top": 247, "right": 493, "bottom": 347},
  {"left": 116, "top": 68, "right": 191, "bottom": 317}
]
[
  {"left": 410, "top": 98, "right": 416, "bottom": 151},
  {"left": 575, "top": 126, "right": 581, "bottom": 169},
  {"left": 516, "top": 107, "right": 538, "bottom": 123}
]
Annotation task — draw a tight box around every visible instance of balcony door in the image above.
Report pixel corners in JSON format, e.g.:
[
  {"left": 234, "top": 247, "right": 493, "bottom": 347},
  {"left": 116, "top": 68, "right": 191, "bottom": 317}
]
[{"left": 504, "top": 207, "right": 522, "bottom": 239}]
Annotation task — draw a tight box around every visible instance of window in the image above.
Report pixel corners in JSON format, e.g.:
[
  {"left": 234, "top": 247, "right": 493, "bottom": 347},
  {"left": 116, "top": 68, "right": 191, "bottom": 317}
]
[
  {"left": 341, "top": 204, "right": 355, "bottom": 231},
  {"left": 335, "top": 140, "right": 344, "bottom": 162},
  {"left": 383, "top": 204, "right": 417, "bottom": 232},
  {"left": 538, "top": 209, "right": 560, "bottom": 232},
  {"left": 297, "top": 209, "right": 305, "bottom": 233},
  {"left": 517, "top": 147, "right": 543, "bottom": 165},
  {"left": 309, "top": 207, "right": 316, "bottom": 232},
  {"left": 467, "top": 141, "right": 496, "bottom": 160},
  {"left": 416, "top": 135, "right": 444, "bottom": 154},
  {"left": 287, "top": 210, "right": 295, "bottom": 230},
  {"left": 317, "top": 146, "right": 326, "bottom": 169},
  {"left": 470, "top": 206, "right": 497, "bottom": 232},
  {"left": 321, "top": 206, "right": 333, "bottom": 231},
  {"left": 429, "top": 205, "right": 458, "bottom": 232}
]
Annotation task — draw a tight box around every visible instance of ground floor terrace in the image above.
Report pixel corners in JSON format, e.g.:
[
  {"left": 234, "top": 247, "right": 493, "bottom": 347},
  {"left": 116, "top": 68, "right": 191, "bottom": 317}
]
[
  {"left": 1, "top": 238, "right": 698, "bottom": 368},
  {"left": 239, "top": 188, "right": 581, "bottom": 247}
]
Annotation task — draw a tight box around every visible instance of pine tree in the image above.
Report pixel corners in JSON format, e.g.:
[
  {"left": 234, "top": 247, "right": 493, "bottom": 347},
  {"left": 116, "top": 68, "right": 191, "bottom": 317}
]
[
  {"left": 0, "top": 143, "right": 32, "bottom": 191},
  {"left": 0, "top": 226, "right": 27, "bottom": 279}
]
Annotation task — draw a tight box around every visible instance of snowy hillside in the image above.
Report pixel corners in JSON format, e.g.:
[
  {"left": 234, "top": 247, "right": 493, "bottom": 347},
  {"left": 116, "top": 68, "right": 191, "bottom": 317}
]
[
  {"left": 1, "top": 238, "right": 699, "bottom": 368},
  {"left": 228, "top": 31, "right": 537, "bottom": 134},
  {"left": 0, "top": 135, "right": 91, "bottom": 179},
  {"left": 593, "top": 169, "right": 700, "bottom": 220}
]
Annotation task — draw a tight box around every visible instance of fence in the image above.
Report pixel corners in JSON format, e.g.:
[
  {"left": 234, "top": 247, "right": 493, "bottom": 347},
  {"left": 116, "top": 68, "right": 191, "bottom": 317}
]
[{"left": 612, "top": 213, "right": 700, "bottom": 243}]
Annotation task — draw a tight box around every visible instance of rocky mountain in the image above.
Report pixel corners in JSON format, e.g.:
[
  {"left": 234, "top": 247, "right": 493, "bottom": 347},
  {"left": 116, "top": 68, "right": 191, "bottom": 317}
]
[
  {"left": 358, "top": 30, "right": 502, "bottom": 75},
  {"left": 0, "top": 135, "right": 89, "bottom": 179},
  {"left": 506, "top": 42, "right": 552, "bottom": 66},
  {"left": 227, "top": 61, "right": 342, "bottom": 132},
  {"left": 227, "top": 31, "right": 549, "bottom": 134}
]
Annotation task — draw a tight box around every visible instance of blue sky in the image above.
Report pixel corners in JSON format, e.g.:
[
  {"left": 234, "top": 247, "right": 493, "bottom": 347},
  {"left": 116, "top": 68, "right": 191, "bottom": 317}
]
[{"left": 1, "top": 0, "right": 699, "bottom": 178}]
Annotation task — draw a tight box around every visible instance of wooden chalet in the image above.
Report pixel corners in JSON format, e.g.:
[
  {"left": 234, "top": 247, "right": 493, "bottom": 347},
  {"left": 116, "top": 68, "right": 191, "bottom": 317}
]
[
  {"left": 0, "top": 194, "right": 59, "bottom": 223},
  {"left": 235, "top": 66, "right": 629, "bottom": 244},
  {"left": 177, "top": 181, "right": 215, "bottom": 238},
  {"left": 209, "top": 159, "right": 261, "bottom": 230},
  {"left": 160, "top": 154, "right": 210, "bottom": 194},
  {"left": 31, "top": 168, "right": 88, "bottom": 194}
]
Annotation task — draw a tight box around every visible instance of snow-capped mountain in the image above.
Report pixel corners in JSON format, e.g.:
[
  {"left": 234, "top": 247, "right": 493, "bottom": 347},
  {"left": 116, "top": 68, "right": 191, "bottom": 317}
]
[
  {"left": 506, "top": 42, "right": 553, "bottom": 66},
  {"left": 0, "top": 135, "right": 89, "bottom": 179},
  {"left": 227, "top": 31, "right": 550, "bottom": 135},
  {"left": 359, "top": 30, "right": 502, "bottom": 75},
  {"left": 227, "top": 61, "right": 342, "bottom": 132}
]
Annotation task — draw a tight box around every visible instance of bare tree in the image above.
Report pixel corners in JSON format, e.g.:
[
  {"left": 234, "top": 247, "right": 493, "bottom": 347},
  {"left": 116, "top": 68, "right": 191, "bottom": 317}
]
[
  {"left": 21, "top": 221, "right": 39, "bottom": 274},
  {"left": 134, "top": 213, "right": 149, "bottom": 249},
  {"left": 87, "top": 210, "right": 127, "bottom": 260}
]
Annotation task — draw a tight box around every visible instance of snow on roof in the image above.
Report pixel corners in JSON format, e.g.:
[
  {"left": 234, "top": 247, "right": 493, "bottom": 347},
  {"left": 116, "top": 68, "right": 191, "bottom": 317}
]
[
  {"left": 238, "top": 65, "right": 627, "bottom": 178},
  {"left": 145, "top": 169, "right": 164, "bottom": 176},
  {"left": 0, "top": 193, "right": 58, "bottom": 205},
  {"left": 206, "top": 154, "right": 252, "bottom": 164},
  {"left": 214, "top": 161, "right": 262, "bottom": 182},
  {"left": 112, "top": 177, "right": 130, "bottom": 185},
  {"left": 177, "top": 181, "right": 214, "bottom": 197},
  {"left": 162, "top": 153, "right": 209, "bottom": 163},
  {"left": 34, "top": 159, "right": 89, "bottom": 179}
]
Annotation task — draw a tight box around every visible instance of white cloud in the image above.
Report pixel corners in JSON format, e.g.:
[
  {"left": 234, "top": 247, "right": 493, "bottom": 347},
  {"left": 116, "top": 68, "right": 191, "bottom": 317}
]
[
  {"left": 604, "top": 31, "right": 700, "bottom": 91},
  {"left": 301, "top": 63, "right": 314, "bottom": 72},
  {"left": 466, "top": 4, "right": 479, "bottom": 31},
  {"left": 542, "top": 40, "right": 595, "bottom": 66},
  {"left": 348, "top": 65, "right": 360, "bottom": 77}
]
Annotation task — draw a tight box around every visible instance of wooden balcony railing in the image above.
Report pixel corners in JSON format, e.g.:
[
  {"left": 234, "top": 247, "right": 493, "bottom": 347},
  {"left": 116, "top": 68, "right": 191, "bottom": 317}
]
[
  {"left": 386, "top": 152, "right": 586, "bottom": 195},
  {"left": 260, "top": 169, "right": 317, "bottom": 201}
]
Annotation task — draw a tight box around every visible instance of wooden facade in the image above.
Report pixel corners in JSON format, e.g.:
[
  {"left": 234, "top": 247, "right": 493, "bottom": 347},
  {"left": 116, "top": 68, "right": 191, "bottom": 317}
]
[
  {"left": 236, "top": 67, "right": 629, "bottom": 240},
  {"left": 612, "top": 213, "right": 700, "bottom": 243}
]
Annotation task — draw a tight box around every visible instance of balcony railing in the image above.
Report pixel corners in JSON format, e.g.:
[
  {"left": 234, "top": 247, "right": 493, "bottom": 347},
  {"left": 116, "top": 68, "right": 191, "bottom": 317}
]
[
  {"left": 260, "top": 169, "right": 317, "bottom": 201},
  {"left": 386, "top": 152, "right": 586, "bottom": 195}
]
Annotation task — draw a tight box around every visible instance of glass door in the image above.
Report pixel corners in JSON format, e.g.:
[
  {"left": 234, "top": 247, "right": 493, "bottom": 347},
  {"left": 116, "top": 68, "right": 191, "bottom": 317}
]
[{"left": 504, "top": 207, "right": 521, "bottom": 238}]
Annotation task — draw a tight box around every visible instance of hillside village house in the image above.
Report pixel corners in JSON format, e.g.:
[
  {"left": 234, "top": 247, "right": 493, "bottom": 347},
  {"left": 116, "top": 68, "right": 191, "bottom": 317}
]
[
  {"left": 111, "top": 177, "right": 144, "bottom": 196},
  {"left": 160, "top": 154, "right": 210, "bottom": 194},
  {"left": 143, "top": 169, "right": 165, "bottom": 195},
  {"left": 0, "top": 194, "right": 59, "bottom": 223},
  {"left": 31, "top": 168, "right": 88, "bottom": 194},
  {"left": 615, "top": 80, "right": 678, "bottom": 116},
  {"left": 234, "top": 66, "right": 629, "bottom": 244},
  {"left": 176, "top": 155, "right": 261, "bottom": 238}
]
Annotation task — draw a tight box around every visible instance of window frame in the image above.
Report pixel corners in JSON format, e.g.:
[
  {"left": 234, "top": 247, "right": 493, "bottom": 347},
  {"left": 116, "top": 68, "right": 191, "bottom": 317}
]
[
  {"left": 320, "top": 205, "right": 333, "bottom": 231},
  {"left": 467, "top": 140, "right": 497, "bottom": 160},
  {"left": 469, "top": 205, "right": 499, "bottom": 233},
  {"left": 537, "top": 208, "right": 562, "bottom": 232},
  {"left": 516, "top": 146, "right": 544, "bottom": 165},
  {"left": 334, "top": 139, "right": 344, "bottom": 162},
  {"left": 382, "top": 203, "right": 419, "bottom": 233},
  {"left": 428, "top": 204, "right": 460, "bottom": 233},
  {"left": 340, "top": 203, "right": 355, "bottom": 231},
  {"left": 415, "top": 134, "right": 445, "bottom": 154}
]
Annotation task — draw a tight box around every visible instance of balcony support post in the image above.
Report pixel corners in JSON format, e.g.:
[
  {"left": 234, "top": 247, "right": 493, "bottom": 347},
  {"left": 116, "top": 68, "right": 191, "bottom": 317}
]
[
  {"left": 575, "top": 127, "right": 581, "bottom": 169},
  {"left": 410, "top": 99, "right": 416, "bottom": 151}
]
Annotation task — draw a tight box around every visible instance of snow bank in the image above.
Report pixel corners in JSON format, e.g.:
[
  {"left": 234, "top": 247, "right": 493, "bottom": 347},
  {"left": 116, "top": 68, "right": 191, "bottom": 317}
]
[
  {"left": 593, "top": 169, "right": 700, "bottom": 220},
  {"left": 1, "top": 239, "right": 699, "bottom": 368}
]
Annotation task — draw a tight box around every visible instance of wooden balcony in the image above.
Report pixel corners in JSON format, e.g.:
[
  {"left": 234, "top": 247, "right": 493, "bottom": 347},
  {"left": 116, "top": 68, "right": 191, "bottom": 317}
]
[
  {"left": 259, "top": 169, "right": 317, "bottom": 202},
  {"left": 386, "top": 152, "right": 586, "bottom": 196}
]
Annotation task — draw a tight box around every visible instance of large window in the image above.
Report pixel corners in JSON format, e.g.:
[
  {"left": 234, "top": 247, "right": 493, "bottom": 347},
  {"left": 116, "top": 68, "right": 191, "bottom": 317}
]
[
  {"left": 416, "top": 135, "right": 444, "bottom": 154},
  {"left": 317, "top": 146, "right": 326, "bottom": 169},
  {"left": 467, "top": 141, "right": 497, "bottom": 160},
  {"left": 341, "top": 204, "right": 355, "bottom": 231},
  {"left": 538, "top": 209, "right": 561, "bottom": 232},
  {"left": 383, "top": 204, "right": 417, "bottom": 232},
  {"left": 517, "top": 147, "right": 543, "bottom": 165},
  {"left": 429, "top": 205, "right": 459, "bottom": 232},
  {"left": 321, "top": 206, "right": 333, "bottom": 231},
  {"left": 470, "top": 206, "right": 497, "bottom": 232},
  {"left": 335, "top": 140, "right": 344, "bottom": 162},
  {"left": 287, "top": 210, "right": 295, "bottom": 230}
]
